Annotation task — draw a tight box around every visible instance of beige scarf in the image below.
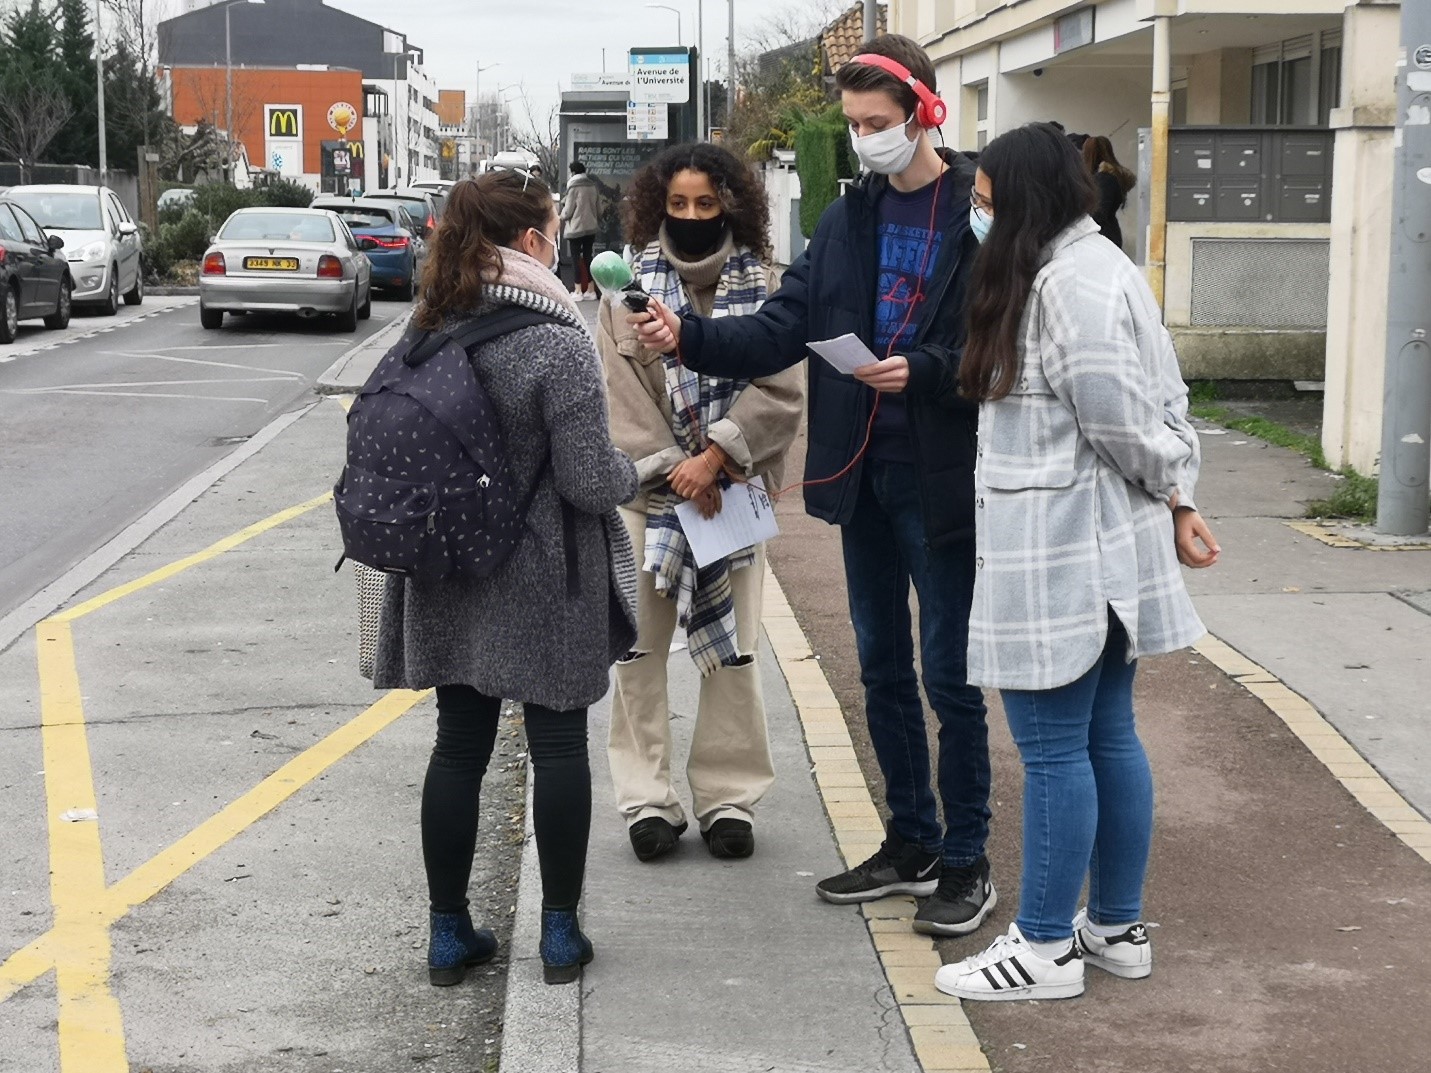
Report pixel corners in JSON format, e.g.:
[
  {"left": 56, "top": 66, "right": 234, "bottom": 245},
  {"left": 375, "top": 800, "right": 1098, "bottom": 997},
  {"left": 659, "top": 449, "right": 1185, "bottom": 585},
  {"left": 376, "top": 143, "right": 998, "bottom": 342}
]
[{"left": 487, "top": 247, "right": 587, "bottom": 330}]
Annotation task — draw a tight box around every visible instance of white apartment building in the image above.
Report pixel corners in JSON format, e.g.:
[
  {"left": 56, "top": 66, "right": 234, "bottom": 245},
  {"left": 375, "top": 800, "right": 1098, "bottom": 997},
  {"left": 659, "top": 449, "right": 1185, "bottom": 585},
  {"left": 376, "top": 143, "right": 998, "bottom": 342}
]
[{"left": 891, "top": 0, "right": 1399, "bottom": 474}]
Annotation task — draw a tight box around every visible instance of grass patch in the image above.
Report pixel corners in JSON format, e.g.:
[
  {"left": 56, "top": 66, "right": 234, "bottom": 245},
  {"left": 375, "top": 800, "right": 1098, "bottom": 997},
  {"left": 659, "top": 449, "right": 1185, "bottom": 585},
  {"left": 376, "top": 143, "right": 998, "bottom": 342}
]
[{"left": 1190, "top": 400, "right": 1378, "bottom": 524}]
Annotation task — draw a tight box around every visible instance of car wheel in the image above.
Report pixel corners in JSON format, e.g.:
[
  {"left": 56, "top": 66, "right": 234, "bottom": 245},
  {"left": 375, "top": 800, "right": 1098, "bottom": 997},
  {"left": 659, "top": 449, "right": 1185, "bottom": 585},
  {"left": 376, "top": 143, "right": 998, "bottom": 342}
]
[
  {"left": 336, "top": 288, "right": 359, "bottom": 332},
  {"left": 358, "top": 284, "right": 372, "bottom": 320},
  {"left": 200, "top": 304, "right": 224, "bottom": 330},
  {"left": 123, "top": 269, "right": 143, "bottom": 306},
  {"left": 0, "top": 285, "right": 18, "bottom": 344},
  {"left": 99, "top": 267, "right": 120, "bottom": 316},
  {"left": 44, "top": 278, "right": 72, "bottom": 330}
]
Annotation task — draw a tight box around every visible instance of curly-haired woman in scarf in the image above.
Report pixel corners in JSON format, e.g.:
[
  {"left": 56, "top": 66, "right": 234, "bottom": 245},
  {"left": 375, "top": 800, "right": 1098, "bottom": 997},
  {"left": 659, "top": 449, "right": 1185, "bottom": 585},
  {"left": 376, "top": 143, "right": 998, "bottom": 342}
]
[{"left": 597, "top": 142, "right": 803, "bottom": 863}]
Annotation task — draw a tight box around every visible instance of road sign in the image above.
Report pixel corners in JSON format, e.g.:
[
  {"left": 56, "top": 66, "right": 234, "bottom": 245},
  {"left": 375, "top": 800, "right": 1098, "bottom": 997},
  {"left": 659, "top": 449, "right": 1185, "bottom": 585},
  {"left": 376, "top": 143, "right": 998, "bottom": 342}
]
[
  {"left": 629, "top": 50, "right": 690, "bottom": 104},
  {"left": 626, "top": 101, "right": 668, "bottom": 142},
  {"left": 572, "top": 72, "right": 633, "bottom": 92}
]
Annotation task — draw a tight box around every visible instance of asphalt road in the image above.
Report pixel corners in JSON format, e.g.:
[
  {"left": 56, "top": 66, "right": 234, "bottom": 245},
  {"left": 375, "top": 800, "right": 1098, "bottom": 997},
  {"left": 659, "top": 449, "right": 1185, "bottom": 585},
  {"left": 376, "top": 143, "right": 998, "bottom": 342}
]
[{"left": 0, "top": 296, "right": 407, "bottom": 637}]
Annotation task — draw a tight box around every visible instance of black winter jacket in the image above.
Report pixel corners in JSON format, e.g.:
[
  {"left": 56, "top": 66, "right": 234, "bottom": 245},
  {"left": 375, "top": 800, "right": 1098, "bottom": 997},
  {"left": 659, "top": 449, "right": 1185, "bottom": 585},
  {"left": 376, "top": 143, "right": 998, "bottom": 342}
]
[{"left": 678, "top": 148, "right": 980, "bottom": 548}]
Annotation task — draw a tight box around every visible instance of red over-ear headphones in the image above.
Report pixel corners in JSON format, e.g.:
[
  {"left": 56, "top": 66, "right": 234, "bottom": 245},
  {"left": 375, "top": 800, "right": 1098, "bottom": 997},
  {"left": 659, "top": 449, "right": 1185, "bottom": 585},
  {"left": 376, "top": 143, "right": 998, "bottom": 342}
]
[{"left": 849, "top": 53, "right": 948, "bottom": 129}]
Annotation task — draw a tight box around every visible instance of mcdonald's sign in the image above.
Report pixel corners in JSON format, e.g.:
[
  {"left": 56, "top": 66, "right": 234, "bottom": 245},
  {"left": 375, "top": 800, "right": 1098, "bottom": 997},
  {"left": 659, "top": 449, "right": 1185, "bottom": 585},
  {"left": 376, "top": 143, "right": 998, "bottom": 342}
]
[
  {"left": 266, "top": 105, "right": 302, "bottom": 139},
  {"left": 348, "top": 141, "right": 364, "bottom": 159}
]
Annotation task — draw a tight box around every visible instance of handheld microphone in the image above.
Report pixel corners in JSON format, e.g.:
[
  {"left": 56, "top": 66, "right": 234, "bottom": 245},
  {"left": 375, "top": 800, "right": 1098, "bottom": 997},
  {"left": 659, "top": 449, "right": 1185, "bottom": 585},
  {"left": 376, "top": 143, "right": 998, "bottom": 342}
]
[{"left": 589, "top": 250, "right": 653, "bottom": 313}]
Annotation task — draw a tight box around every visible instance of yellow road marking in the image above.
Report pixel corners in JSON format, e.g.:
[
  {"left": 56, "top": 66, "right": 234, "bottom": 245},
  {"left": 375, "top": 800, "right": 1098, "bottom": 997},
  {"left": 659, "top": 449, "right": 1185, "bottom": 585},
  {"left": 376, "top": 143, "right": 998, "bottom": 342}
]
[
  {"left": 0, "top": 687, "right": 428, "bottom": 1005},
  {"left": 39, "top": 619, "right": 129, "bottom": 1069},
  {"left": 9, "top": 483, "right": 352, "bottom": 1073},
  {"left": 54, "top": 491, "right": 333, "bottom": 623}
]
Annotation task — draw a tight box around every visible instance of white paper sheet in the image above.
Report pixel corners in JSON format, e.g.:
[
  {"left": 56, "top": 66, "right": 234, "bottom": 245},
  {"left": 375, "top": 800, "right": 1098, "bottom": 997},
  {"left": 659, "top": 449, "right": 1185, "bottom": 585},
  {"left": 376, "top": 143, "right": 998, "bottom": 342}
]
[
  {"left": 807, "top": 333, "right": 880, "bottom": 375},
  {"left": 674, "top": 477, "right": 780, "bottom": 568}
]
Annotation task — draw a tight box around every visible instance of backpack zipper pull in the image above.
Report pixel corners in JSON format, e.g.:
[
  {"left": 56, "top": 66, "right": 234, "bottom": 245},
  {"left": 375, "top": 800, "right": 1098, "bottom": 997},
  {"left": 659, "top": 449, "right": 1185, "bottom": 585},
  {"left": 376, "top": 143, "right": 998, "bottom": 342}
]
[{"left": 427, "top": 514, "right": 436, "bottom": 534}]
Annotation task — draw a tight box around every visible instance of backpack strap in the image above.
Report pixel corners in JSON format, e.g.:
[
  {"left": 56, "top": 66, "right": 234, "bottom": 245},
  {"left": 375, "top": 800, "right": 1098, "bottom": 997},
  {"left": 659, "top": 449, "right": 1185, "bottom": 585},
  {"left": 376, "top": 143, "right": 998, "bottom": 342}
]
[
  {"left": 446, "top": 306, "right": 566, "bottom": 354},
  {"left": 401, "top": 305, "right": 564, "bottom": 368}
]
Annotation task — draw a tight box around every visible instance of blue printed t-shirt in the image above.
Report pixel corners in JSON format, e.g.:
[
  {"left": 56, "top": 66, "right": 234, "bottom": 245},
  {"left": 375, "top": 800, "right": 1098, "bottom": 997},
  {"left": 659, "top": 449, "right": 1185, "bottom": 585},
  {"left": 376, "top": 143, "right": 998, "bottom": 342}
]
[{"left": 868, "top": 175, "right": 957, "bottom": 463}]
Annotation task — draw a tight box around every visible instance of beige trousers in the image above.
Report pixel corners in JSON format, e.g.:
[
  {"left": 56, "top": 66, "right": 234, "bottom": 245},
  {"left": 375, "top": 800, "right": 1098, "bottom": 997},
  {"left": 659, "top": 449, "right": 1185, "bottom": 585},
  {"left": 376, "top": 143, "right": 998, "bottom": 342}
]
[{"left": 607, "top": 506, "right": 775, "bottom": 832}]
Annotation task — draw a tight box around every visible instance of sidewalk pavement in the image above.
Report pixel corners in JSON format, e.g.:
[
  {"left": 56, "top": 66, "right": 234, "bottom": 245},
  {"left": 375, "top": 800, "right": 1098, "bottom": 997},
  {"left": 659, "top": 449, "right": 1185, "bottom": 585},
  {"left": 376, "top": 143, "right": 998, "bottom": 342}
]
[
  {"left": 10, "top": 302, "right": 1420, "bottom": 1071},
  {"left": 315, "top": 299, "right": 1431, "bottom": 1073}
]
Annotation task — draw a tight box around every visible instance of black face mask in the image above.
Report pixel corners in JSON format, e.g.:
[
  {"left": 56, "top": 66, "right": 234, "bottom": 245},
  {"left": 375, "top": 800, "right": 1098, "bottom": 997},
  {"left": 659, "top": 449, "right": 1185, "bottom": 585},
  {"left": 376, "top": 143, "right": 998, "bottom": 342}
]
[{"left": 665, "top": 214, "right": 726, "bottom": 256}]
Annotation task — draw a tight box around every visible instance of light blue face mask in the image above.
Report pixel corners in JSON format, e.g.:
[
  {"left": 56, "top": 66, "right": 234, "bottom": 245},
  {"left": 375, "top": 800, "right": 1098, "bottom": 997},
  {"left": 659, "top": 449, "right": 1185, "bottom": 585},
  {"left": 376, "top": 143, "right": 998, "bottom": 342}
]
[{"left": 969, "top": 205, "right": 992, "bottom": 244}]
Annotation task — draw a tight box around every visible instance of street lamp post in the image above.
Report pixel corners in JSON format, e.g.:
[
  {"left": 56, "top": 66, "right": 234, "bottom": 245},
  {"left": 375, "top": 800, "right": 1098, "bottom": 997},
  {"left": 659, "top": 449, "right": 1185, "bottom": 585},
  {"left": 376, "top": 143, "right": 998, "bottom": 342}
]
[
  {"left": 646, "top": 4, "right": 682, "bottom": 44},
  {"left": 224, "top": 0, "right": 264, "bottom": 185},
  {"left": 727, "top": 0, "right": 735, "bottom": 131},
  {"left": 94, "top": 0, "right": 107, "bottom": 177}
]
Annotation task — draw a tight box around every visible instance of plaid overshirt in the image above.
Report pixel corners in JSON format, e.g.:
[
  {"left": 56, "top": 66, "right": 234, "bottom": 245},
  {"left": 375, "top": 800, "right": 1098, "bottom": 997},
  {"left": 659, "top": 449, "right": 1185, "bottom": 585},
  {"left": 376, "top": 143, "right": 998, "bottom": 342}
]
[{"left": 968, "top": 218, "right": 1205, "bottom": 691}]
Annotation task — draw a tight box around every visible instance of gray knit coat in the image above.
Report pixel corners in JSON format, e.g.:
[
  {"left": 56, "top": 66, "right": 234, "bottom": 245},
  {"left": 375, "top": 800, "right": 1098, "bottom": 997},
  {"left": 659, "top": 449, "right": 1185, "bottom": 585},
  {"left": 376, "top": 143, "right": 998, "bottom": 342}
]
[{"left": 372, "top": 286, "right": 640, "bottom": 712}]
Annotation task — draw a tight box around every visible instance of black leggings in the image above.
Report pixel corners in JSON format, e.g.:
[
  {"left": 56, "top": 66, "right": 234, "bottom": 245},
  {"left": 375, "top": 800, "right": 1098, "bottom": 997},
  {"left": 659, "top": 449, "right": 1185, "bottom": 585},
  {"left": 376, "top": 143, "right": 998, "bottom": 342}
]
[
  {"left": 422, "top": 685, "right": 590, "bottom": 913},
  {"left": 568, "top": 235, "right": 595, "bottom": 288}
]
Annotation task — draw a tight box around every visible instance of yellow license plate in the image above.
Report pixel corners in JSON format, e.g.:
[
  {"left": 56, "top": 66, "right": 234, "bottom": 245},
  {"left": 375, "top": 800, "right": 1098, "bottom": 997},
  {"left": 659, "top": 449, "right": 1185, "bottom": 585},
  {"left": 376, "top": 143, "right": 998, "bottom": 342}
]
[{"left": 244, "top": 257, "right": 299, "bottom": 271}]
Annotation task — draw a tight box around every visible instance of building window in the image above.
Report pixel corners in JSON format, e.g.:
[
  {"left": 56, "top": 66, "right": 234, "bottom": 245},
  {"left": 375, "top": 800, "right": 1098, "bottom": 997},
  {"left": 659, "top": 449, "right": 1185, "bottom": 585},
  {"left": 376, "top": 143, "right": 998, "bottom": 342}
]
[
  {"left": 1251, "top": 31, "right": 1341, "bottom": 126},
  {"left": 975, "top": 81, "right": 989, "bottom": 149}
]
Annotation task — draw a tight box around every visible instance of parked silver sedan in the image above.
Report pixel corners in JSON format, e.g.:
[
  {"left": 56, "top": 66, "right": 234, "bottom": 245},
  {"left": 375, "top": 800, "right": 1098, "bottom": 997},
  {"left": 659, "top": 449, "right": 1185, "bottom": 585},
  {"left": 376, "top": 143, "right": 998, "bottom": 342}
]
[{"left": 198, "top": 207, "right": 373, "bottom": 332}]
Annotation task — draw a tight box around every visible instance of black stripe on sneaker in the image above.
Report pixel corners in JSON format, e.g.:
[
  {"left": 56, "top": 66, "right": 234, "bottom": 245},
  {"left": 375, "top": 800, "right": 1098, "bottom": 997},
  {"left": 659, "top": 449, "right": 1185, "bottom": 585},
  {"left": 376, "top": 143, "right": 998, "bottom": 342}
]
[
  {"left": 1008, "top": 956, "right": 1036, "bottom": 986},
  {"left": 995, "top": 962, "right": 1020, "bottom": 988},
  {"left": 980, "top": 967, "right": 1003, "bottom": 990}
]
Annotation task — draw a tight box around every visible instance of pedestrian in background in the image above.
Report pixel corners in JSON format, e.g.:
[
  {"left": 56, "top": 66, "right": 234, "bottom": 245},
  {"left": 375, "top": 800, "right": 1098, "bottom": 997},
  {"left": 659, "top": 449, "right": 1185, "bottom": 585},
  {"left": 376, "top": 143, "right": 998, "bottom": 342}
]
[
  {"left": 372, "top": 171, "right": 639, "bottom": 986},
  {"left": 1083, "top": 135, "right": 1136, "bottom": 251},
  {"left": 599, "top": 142, "right": 804, "bottom": 863},
  {"left": 629, "top": 36, "right": 998, "bottom": 940},
  {"left": 562, "top": 160, "right": 602, "bottom": 301},
  {"left": 936, "top": 123, "right": 1220, "bottom": 1003}
]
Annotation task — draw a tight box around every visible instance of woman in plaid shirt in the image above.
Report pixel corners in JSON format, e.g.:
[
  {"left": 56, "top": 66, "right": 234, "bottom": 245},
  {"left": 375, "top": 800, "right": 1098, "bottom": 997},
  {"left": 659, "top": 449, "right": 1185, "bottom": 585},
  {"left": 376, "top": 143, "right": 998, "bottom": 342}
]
[{"left": 935, "top": 123, "right": 1221, "bottom": 1003}]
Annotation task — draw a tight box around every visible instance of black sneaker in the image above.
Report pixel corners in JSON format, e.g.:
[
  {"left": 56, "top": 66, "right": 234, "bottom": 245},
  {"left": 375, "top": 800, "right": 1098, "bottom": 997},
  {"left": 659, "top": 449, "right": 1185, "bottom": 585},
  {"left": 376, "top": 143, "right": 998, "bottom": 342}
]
[
  {"left": 913, "top": 856, "right": 997, "bottom": 937},
  {"left": 701, "top": 818, "right": 755, "bottom": 859},
  {"left": 816, "top": 828, "right": 941, "bottom": 904},
  {"left": 629, "top": 817, "right": 687, "bottom": 862}
]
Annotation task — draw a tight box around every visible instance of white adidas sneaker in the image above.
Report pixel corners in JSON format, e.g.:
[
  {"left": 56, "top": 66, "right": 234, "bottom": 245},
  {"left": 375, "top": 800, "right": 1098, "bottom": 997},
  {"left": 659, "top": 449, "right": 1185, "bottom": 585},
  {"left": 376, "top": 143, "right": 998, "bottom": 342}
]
[
  {"left": 934, "top": 922, "right": 1084, "bottom": 1002},
  {"left": 1073, "top": 909, "right": 1153, "bottom": 979}
]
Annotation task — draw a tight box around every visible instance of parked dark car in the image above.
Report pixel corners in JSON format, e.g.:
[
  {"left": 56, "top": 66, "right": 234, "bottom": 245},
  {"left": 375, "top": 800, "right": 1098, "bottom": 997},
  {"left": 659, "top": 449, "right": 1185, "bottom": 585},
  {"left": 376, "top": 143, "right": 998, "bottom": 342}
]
[
  {"left": 311, "top": 196, "right": 426, "bottom": 300},
  {"left": 0, "top": 197, "right": 71, "bottom": 344},
  {"left": 368, "top": 188, "right": 442, "bottom": 238}
]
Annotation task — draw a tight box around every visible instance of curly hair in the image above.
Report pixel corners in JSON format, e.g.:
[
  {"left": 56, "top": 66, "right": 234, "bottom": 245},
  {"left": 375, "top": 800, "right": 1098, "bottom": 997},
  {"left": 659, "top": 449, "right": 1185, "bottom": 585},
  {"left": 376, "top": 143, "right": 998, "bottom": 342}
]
[
  {"left": 623, "top": 142, "right": 771, "bottom": 260},
  {"left": 415, "top": 170, "right": 554, "bottom": 330}
]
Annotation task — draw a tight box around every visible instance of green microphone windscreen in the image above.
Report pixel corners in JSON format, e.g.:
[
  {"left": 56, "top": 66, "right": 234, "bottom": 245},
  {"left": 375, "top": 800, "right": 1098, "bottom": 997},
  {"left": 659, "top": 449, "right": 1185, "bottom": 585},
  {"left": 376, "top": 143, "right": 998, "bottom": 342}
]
[{"left": 589, "top": 250, "right": 635, "bottom": 292}]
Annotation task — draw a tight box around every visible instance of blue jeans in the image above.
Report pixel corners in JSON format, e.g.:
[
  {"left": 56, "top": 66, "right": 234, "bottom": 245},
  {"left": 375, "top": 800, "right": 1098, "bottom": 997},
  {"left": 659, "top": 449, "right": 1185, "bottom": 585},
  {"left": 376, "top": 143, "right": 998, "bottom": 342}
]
[
  {"left": 1000, "top": 619, "right": 1153, "bottom": 941},
  {"left": 840, "top": 459, "right": 991, "bottom": 867}
]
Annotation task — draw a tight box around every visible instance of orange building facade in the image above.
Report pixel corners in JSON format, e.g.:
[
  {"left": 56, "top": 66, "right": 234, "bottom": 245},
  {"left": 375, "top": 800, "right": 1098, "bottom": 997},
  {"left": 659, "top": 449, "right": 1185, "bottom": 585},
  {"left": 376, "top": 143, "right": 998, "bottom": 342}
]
[{"left": 168, "top": 65, "right": 366, "bottom": 183}]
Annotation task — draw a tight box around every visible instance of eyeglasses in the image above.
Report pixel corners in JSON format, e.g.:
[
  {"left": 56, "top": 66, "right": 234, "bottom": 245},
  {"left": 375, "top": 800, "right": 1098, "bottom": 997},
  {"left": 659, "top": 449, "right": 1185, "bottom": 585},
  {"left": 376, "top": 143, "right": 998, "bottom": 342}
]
[{"left": 969, "top": 191, "right": 994, "bottom": 213}]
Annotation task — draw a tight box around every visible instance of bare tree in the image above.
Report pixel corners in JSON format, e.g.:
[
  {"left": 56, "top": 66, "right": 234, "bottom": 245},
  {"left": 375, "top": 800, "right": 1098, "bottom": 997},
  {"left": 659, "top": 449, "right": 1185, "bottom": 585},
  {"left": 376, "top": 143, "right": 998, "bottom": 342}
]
[
  {"left": 102, "top": 0, "right": 171, "bottom": 145},
  {"left": 511, "top": 86, "right": 561, "bottom": 179},
  {"left": 0, "top": 80, "right": 75, "bottom": 181}
]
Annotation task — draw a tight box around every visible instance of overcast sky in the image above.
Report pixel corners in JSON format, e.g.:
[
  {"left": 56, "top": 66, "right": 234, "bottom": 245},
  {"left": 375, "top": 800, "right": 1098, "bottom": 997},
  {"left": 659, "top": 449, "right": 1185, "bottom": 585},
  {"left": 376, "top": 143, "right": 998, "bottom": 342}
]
[{"left": 323, "top": 0, "right": 833, "bottom": 124}]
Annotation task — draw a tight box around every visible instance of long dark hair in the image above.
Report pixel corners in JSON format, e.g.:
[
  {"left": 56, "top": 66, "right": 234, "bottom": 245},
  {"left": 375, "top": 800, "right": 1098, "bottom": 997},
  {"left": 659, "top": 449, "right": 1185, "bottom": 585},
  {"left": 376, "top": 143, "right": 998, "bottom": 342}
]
[
  {"left": 960, "top": 123, "right": 1097, "bottom": 402},
  {"left": 416, "top": 170, "right": 554, "bottom": 330},
  {"left": 1083, "top": 135, "right": 1135, "bottom": 195},
  {"left": 623, "top": 142, "right": 771, "bottom": 260}
]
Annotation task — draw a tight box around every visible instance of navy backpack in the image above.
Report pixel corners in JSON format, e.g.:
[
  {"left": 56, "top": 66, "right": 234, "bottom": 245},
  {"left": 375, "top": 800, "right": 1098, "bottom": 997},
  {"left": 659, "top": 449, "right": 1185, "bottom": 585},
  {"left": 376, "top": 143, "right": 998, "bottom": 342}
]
[{"left": 334, "top": 306, "right": 562, "bottom": 581}]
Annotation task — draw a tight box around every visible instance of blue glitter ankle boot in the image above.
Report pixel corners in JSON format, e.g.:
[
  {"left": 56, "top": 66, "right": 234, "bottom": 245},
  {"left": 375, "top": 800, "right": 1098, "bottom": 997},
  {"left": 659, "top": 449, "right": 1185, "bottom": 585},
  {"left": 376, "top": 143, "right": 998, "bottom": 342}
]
[
  {"left": 428, "top": 909, "right": 498, "bottom": 986},
  {"left": 540, "top": 908, "right": 594, "bottom": 985}
]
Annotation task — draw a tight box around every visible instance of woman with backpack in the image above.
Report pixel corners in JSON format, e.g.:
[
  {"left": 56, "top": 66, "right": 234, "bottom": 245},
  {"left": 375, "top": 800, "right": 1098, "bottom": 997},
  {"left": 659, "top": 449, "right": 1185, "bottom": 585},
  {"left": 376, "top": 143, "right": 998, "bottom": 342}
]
[
  {"left": 372, "top": 170, "right": 639, "bottom": 986},
  {"left": 934, "top": 123, "right": 1219, "bottom": 1002},
  {"left": 597, "top": 142, "right": 803, "bottom": 863}
]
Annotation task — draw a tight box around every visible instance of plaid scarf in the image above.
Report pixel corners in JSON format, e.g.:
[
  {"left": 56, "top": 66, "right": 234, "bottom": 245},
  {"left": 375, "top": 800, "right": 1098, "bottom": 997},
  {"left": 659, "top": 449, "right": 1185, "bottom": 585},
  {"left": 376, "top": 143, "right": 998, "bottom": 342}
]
[{"left": 638, "top": 238, "right": 768, "bottom": 676}]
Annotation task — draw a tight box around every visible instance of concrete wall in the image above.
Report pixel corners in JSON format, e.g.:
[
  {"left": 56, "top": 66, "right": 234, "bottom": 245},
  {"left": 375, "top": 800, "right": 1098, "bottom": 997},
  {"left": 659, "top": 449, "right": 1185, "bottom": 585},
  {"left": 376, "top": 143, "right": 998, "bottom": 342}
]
[{"left": 1322, "top": 1, "right": 1400, "bottom": 475}]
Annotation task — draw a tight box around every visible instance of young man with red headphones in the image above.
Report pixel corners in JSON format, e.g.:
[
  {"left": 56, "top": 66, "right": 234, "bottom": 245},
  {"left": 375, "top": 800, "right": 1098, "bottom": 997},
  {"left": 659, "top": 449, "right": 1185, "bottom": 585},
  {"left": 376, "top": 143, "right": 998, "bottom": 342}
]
[{"left": 631, "top": 35, "right": 995, "bottom": 938}]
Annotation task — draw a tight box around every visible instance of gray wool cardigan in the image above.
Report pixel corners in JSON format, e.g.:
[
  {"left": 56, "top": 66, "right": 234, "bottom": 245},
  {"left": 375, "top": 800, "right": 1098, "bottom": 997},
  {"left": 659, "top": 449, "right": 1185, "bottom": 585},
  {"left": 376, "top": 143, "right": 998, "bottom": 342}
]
[{"left": 372, "top": 287, "right": 640, "bottom": 712}]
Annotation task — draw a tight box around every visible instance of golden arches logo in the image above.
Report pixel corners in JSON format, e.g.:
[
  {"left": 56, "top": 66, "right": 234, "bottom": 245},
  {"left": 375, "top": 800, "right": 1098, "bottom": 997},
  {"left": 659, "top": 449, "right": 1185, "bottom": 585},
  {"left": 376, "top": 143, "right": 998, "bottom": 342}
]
[{"left": 268, "top": 108, "right": 300, "bottom": 137}]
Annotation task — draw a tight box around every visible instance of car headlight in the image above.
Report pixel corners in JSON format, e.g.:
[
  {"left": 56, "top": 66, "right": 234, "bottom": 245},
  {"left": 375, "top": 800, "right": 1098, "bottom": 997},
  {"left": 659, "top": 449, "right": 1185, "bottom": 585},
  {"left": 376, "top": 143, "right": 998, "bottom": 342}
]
[{"left": 68, "top": 241, "right": 108, "bottom": 262}]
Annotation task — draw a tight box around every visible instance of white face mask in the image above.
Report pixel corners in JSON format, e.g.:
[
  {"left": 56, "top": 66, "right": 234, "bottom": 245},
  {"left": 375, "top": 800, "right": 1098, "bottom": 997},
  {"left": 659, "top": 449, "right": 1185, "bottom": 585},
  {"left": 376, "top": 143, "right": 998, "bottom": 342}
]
[
  {"left": 850, "top": 114, "right": 920, "bottom": 176},
  {"left": 531, "top": 228, "right": 560, "bottom": 273}
]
